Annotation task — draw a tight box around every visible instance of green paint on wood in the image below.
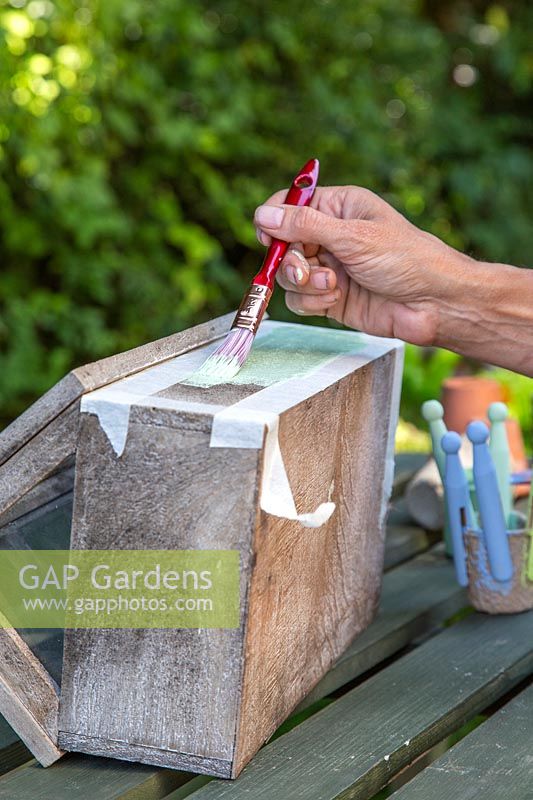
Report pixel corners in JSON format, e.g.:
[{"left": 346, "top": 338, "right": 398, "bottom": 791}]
[
  {"left": 392, "top": 682, "right": 533, "bottom": 800},
  {"left": 526, "top": 530, "right": 533, "bottom": 582},
  {"left": 185, "top": 611, "right": 533, "bottom": 800},
  {"left": 186, "top": 326, "right": 364, "bottom": 388},
  {"left": 0, "top": 755, "right": 188, "bottom": 800}
]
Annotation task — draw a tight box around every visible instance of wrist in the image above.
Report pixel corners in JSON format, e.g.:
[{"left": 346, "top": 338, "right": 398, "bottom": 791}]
[{"left": 432, "top": 248, "right": 533, "bottom": 374}]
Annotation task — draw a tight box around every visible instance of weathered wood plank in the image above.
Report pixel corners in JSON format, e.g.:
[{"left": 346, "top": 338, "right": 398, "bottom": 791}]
[
  {"left": 0, "top": 374, "right": 83, "bottom": 470},
  {"left": 0, "top": 755, "right": 190, "bottom": 800},
  {"left": 0, "top": 541, "right": 460, "bottom": 789},
  {"left": 0, "top": 401, "right": 79, "bottom": 518},
  {"left": 0, "top": 487, "right": 442, "bottom": 776},
  {"left": 0, "top": 497, "right": 421, "bottom": 571},
  {"left": 393, "top": 680, "right": 533, "bottom": 799},
  {"left": 162, "top": 546, "right": 464, "bottom": 798},
  {"left": 183, "top": 611, "right": 533, "bottom": 800},
  {"left": 59, "top": 327, "right": 403, "bottom": 777},
  {"left": 59, "top": 413, "right": 262, "bottom": 777},
  {"left": 0, "top": 542, "right": 462, "bottom": 769},
  {"left": 296, "top": 545, "right": 466, "bottom": 711},
  {"left": 0, "top": 320, "right": 236, "bottom": 771},
  {"left": 0, "top": 625, "right": 62, "bottom": 767},
  {"left": 232, "top": 349, "right": 402, "bottom": 776}
]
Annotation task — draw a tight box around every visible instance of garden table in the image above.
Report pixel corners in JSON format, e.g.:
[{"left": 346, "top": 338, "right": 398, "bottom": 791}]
[{"left": 0, "top": 454, "right": 531, "bottom": 800}]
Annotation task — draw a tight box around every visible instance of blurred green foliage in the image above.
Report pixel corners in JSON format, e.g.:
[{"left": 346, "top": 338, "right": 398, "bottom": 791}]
[{"left": 0, "top": 0, "right": 531, "bottom": 434}]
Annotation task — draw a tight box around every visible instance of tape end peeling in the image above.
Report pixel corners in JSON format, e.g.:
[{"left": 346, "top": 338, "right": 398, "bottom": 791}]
[{"left": 297, "top": 501, "right": 336, "bottom": 528}]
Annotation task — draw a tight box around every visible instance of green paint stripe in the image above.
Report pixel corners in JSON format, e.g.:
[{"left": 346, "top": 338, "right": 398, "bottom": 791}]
[{"left": 188, "top": 326, "right": 365, "bottom": 389}]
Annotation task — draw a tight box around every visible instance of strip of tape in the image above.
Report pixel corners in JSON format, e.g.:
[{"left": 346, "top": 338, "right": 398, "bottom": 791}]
[
  {"left": 209, "top": 334, "right": 404, "bottom": 527},
  {"left": 80, "top": 322, "right": 403, "bottom": 529},
  {"left": 208, "top": 407, "right": 335, "bottom": 528},
  {"left": 80, "top": 342, "right": 225, "bottom": 456},
  {"left": 379, "top": 343, "right": 405, "bottom": 529}
]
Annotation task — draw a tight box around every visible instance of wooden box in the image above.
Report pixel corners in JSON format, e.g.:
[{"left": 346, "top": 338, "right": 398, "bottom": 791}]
[{"left": 57, "top": 320, "right": 403, "bottom": 778}]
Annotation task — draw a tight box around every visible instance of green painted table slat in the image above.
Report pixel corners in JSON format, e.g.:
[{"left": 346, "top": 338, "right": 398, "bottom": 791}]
[
  {"left": 0, "top": 757, "right": 190, "bottom": 800},
  {"left": 0, "top": 717, "right": 30, "bottom": 777},
  {"left": 382, "top": 524, "right": 432, "bottom": 569},
  {"left": 393, "top": 680, "right": 533, "bottom": 799},
  {"left": 180, "top": 612, "right": 533, "bottom": 800}
]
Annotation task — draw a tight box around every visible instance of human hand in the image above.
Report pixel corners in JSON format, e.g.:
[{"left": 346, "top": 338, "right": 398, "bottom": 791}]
[{"left": 253, "top": 185, "right": 473, "bottom": 347}]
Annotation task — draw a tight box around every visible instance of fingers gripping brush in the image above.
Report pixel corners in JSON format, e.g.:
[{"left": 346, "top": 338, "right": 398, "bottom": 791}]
[{"left": 193, "top": 158, "right": 320, "bottom": 384}]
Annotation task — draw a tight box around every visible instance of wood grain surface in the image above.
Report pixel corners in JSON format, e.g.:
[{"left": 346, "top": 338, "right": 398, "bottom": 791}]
[
  {"left": 59, "top": 412, "right": 262, "bottom": 776},
  {"left": 0, "top": 530, "right": 461, "bottom": 799},
  {"left": 0, "top": 626, "right": 62, "bottom": 767},
  {"left": 232, "top": 353, "right": 398, "bottom": 775}
]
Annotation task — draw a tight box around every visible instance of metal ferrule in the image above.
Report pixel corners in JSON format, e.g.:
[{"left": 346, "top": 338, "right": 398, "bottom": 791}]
[{"left": 231, "top": 284, "right": 272, "bottom": 335}]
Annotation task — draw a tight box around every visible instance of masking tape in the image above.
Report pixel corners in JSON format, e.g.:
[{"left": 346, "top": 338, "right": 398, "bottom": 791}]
[
  {"left": 260, "top": 422, "right": 335, "bottom": 528},
  {"left": 80, "top": 343, "right": 225, "bottom": 456},
  {"left": 209, "top": 407, "right": 336, "bottom": 527},
  {"left": 80, "top": 322, "right": 403, "bottom": 528},
  {"left": 208, "top": 331, "right": 403, "bottom": 526},
  {"left": 379, "top": 343, "right": 405, "bottom": 529},
  {"left": 80, "top": 322, "right": 282, "bottom": 455}
]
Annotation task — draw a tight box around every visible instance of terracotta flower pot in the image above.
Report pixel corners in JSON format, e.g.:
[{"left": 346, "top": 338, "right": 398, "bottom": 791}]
[
  {"left": 441, "top": 377, "right": 528, "bottom": 483},
  {"left": 441, "top": 377, "right": 503, "bottom": 433}
]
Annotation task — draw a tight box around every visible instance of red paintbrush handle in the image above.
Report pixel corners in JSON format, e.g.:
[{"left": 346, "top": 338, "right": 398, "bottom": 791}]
[{"left": 253, "top": 158, "right": 320, "bottom": 289}]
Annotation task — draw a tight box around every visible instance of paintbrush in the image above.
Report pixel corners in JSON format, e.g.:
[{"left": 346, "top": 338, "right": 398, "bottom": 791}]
[{"left": 192, "top": 158, "right": 320, "bottom": 384}]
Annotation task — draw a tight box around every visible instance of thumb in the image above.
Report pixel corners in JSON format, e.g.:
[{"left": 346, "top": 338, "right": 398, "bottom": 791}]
[{"left": 254, "top": 203, "right": 349, "bottom": 252}]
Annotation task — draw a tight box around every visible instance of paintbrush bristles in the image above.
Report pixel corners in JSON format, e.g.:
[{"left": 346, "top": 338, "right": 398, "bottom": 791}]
[
  {"left": 189, "top": 283, "right": 271, "bottom": 386},
  {"left": 189, "top": 328, "right": 255, "bottom": 386}
]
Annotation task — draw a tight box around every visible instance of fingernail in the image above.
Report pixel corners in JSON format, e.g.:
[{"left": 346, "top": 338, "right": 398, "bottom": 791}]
[
  {"left": 323, "top": 291, "right": 340, "bottom": 304},
  {"left": 286, "top": 266, "right": 298, "bottom": 284},
  {"left": 256, "top": 227, "right": 266, "bottom": 245},
  {"left": 255, "top": 205, "right": 284, "bottom": 228},
  {"left": 289, "top": 248, "right": 308, "bottom": 267},
  {"left": 286, "top": 265, "right": 305, "bottom": 284},
  {"left": 310, "top": 271, "right": 330, "bottom": 290}
]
